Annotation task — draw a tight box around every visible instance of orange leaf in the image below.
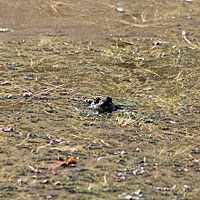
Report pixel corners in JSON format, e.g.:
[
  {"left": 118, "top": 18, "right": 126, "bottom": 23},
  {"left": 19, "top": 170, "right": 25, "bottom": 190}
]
[
  {"left": 42, "top": 156, "right": 76, "bottom": 169},
  {"left": 67, "top": 156, "right": 76, "bottom": 165}
]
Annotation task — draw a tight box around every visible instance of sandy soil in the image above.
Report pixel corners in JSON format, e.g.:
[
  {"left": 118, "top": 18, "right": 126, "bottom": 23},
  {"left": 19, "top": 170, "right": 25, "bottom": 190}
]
[{"left": 0, "top": 0, "right": 199, "bottom": 43}]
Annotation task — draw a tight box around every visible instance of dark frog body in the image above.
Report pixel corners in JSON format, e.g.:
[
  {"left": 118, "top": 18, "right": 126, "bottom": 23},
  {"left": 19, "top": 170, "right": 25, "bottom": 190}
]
[{"left": 90, "top": 97, "right": 122, "bottom": 113}]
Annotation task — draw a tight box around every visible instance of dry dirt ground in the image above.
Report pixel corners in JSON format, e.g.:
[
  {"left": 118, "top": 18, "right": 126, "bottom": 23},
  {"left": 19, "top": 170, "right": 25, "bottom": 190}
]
[
  {"left": 0, "top": 1, "right": 200, "bottom": 200},
  {"left": 1, "top": 0, "right": 199, "bottom": 42}
]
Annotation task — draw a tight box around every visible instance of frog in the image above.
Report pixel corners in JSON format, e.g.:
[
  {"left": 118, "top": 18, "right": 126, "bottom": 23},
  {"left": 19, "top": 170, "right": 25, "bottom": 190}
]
[{"left": 89, "top": 97, "right": 121, "bottom": 113}]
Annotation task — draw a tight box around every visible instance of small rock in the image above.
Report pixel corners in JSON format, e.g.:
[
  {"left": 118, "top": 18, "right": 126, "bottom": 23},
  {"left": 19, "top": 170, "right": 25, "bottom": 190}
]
[
  {"left": 7, "top": 95, "right": 13, "bottom": 99},
  {"left": 186, "top": 46, "right": 196, "bottom": 50},
  {"left": 23, "top": 92, "right": 33, "bottom": 98},
  {"left": 135, "top": 94, "right": 143, "bottom": 97},
  {"left": 54, "top": 181, "right": 61, "bottom": 186},
  {"left": 17, "top": 179, "right": 26, "bottom": 186},
  {"left": 168, "top": 121, "right": 176, "bottom": 124},
  {"left": 41, "top": 179, "right": 49, "bottom": 184},
  {"left": 135, "top": 148, "right": 141, "bottom": 152},
  {"left": 143, "top": 88, "right": 153, "bottom": 91},
  {"left": 116, "top": 7, "right": 124, "bottom": 12},
  {"left": 133, "top": 190, "right": 142, "bottom": 195},
  {"left": 156, "top": 186, "right": 170, "bottom": 191},
  {"left": 1, "top": 81, "right": 11, "bottom": 85},
  {"left": 68, "top": 147, "right": 79, "bottom": 152},
  {"left": 132, "top": 167, "right": 145, "bottom": 175},
  {"left": 63, "top": 42, "right": 69, "bottom": 45},
  {"left": 2, "top": 127, "right": 14, "bottom": 132},
  {"left": 0, "top": 28, "right": 9, "bottom": 32},
  {"left": 19, "top": 40, "right": 26, "bottom": 44},
  {"left": 124, "top": 195, "right": 134, "bottom": 200},
  {"left": 182, "top": 30, "right": 188, "bottom": 36},
  {"left": 70, "top": 98, "right": 79, "bottom": 101},
  {"left": 136, "top": 57, "right": 145, "bottom": 61},
  {"left": 153, "top": 40, "right": 163, "bottom": 46},
  {"left": 115, "top": 173, "right": 126, "bottom": 182}
]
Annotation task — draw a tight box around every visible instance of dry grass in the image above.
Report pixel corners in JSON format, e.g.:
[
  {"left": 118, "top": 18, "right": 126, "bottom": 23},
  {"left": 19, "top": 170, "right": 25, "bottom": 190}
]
[{"left": 0, "top": 35, "right": 199, "bottom": 199}]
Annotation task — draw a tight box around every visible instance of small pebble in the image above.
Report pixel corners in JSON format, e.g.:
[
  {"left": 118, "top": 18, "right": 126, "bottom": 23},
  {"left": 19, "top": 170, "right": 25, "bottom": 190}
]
[
  {"left": 125, "top": 195, "right": 133, "bottom": 200},
  {"left": 63, "top": 42, "right": 69, "bottom": 45},
  {"left": 116, "top": 7, "right": 124, "bottom": 12},
  {"left": 143, "top": 88, "right": 153, "bottom": 91},
  {"left": 0, "top": 28, "right": 9, "bottom": 32},
  {"left": 41, "top": 179, "right": 49, "bottom": 184},
  {"left": 156, "top": 187, "right": 170, "bottom": 191},
  {"left": 133, "top": 190, "right": 142, "bottom": 195},
  {"left": 182, "top": 30, "right": 188, "bottom": 36},
  {"left": 135, "top": 148, "right": 141, "bottom": 152},
  {"left": 1, "top": 81, "right": 11, "bottom": 85},
  {"left": 115, "top": 173, "right": 126, "bottom": 182},
  {"left": 136, "top": 57, "right": 145, "bottom": 61},
  {"left": 17, "top": 179, "right": 26, "bottom": 186},
  {"left": 2, "top": 127, "right": 14, "bottom": 132},
  {"left": 68, "top": 147, "right": 79, "bottom": 152},
  {"left": 153, "top": 40, "right": 163, "bottom": 46},
  {"left": 23, "top": 92, "right": 33, "bottom": 98},
  {"left": 135, "top": 93, "right": 143, "bottom": 97},
  {"left": 54, "top": 181, "right": 61, "bottom": 186},
  {"left": 186, "top": 46, "right": 196, "bottom": 50},
  {"left": 168, "top": 121, "right": 176, "bottom": 124},
  {"left": 7, "top": 95, "right": 13, "bottom": 99}
]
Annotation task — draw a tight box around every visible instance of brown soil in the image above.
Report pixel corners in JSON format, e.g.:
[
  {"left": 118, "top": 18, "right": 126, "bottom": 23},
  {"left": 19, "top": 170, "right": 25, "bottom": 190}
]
[
  {"left": 1, "top": 1, "right": 200, "bottom": 199},
  {"left": 1, "top": 0, "right": 199, "bottom": 43}
]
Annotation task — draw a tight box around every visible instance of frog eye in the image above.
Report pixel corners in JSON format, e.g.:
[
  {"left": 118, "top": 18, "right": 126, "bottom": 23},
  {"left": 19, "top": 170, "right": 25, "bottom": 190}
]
[{"left": 94, "top": 97, "right": 101, "bottom": 104}]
